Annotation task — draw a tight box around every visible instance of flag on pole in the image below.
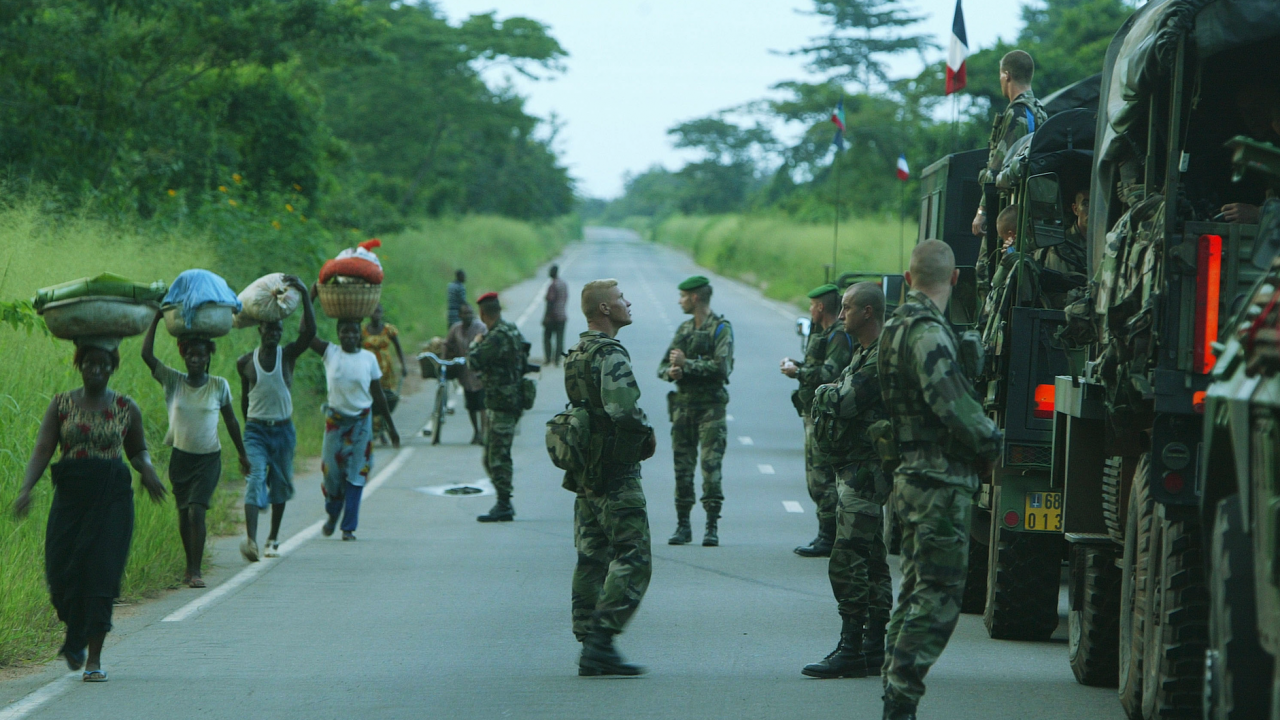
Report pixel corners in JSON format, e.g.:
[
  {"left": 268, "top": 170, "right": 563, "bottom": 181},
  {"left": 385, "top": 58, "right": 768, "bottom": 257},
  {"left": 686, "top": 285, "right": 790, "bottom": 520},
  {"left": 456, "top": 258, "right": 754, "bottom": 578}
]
[
  {"left": 896, "top": 154, "right": 910, "bottom": 181},
  {"left": 946, "top": 0, "right": 968, "bottom": 95},
  {"left": 831, "top": 98, "right": 846, "bottom": 151}
]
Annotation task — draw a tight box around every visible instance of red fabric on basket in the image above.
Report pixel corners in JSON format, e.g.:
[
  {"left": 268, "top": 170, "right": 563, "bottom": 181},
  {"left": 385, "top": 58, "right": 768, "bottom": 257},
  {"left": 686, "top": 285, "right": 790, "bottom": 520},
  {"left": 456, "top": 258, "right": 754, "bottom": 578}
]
[{"left": 319, "top": 257, "right": 383, "bottom": 285}]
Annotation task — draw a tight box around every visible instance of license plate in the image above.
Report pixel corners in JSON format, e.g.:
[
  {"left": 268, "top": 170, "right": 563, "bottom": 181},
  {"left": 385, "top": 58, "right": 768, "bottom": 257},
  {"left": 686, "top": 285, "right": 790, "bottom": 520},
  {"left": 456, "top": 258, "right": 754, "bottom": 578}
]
[{"left": 1023, "top": 492, "right": 1062, "bottom": 532}]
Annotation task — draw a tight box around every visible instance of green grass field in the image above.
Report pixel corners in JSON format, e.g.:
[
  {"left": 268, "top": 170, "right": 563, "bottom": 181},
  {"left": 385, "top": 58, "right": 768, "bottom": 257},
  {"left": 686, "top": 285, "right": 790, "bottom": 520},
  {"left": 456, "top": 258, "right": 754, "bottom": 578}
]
[
  {"left": 0, "top": 205, "right": 575, "bottom": 666},
  {"left": 649, "top": 213, "right": 917, "bottom": 308}
]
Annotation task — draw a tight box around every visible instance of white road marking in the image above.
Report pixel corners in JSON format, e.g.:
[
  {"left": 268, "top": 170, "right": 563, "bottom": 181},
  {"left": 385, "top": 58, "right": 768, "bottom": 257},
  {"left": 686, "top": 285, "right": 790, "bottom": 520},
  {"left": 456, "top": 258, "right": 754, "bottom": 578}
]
[
  {"left": 737, "top": 436, "right": 754, "bottom": 446},
  {"left": 783, "top": 501, "right": 805, "bottom": 513},
  {"left": 757, "top": 464, "right": 775, "bottom": 475},
  {"left": 725, "top": 414, "right": 734, "bottom": 422},
  {"left": 514, "top": 278, "right": 551, "bottom": 332},
  {"left": 162, "top": 448, "right": 415, "bottom": 623},
  {"left": 0, "top": 674, "right": 77, "bottom": 720}
]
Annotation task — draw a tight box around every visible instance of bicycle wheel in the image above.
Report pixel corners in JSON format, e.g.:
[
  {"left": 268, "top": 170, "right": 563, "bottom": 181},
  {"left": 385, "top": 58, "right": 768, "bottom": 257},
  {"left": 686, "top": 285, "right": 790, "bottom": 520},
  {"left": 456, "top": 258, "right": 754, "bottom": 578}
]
[{"left": 432, "top": 380, "right": 447, "bottom": 445}]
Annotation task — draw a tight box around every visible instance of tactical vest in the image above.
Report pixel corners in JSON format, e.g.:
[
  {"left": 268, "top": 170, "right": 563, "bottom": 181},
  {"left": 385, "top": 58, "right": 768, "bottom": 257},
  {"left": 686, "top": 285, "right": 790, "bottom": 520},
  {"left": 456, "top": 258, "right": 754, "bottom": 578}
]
[
  {"left": 878, "top": 301, "right": 978, "bottom": 461},
  {"left": 795, "top": 322, "right": 853, "bottom": 412},
  {"left": 812, "top": 341, "right": 884, "bottom": 463},
  {"left": 672, "top": 315, "right": 730, "bottom": 405},
  {"left": 564, "top": 334, "right": 647, "bottom": 480},
  {"left": 480, "top": 321, "right": 529, "bottom": 411}
]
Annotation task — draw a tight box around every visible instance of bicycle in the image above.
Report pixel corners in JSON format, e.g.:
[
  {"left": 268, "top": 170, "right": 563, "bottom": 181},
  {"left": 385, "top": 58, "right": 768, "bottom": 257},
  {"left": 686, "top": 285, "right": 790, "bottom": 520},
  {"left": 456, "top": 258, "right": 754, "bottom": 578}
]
[{"left": 417, "top": 351, "right": 466, "bottom": 446}]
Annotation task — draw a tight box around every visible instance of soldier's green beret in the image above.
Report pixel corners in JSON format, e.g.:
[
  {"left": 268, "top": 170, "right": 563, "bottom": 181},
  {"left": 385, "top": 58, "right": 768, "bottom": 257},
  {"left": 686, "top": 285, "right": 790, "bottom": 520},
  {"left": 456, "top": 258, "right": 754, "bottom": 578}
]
[
  {"left": 678, "top": 275, "right": 710, "bottom": 291},
  {"left": 807, "top": 283, "right": 839, "bottom": 298}
]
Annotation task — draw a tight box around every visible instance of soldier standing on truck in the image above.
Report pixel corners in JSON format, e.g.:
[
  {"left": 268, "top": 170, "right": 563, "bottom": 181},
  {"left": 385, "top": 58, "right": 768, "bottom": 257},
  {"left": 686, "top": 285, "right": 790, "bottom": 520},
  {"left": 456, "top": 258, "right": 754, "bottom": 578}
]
[
  {"left": 877, "top": 240, "right": 1003, "bottom": 720},
  {"left": 564, "top": 279, "right": 657, "bottom": 677},
  {"left": 971, "top": 50, "right": 1049, "bottom": 297},
  {"left": 659, "top": 275, "right": 733, "bottom": 548},
  {"left": 801, "top": 282, "right": 892, "bottom": 680},
  {"left": 780, "top": 283, "right": 854, "bottom": 558}
]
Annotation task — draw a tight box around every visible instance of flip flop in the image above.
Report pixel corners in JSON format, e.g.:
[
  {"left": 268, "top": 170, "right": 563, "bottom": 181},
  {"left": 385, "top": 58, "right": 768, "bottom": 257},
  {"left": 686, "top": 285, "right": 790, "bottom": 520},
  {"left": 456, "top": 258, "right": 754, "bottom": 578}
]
[
  {"left": 188, "top": 576, "right": 206, "bottom": 589},
  {"left": 82, "top": 670, "right": 108, "bottom": 683}
]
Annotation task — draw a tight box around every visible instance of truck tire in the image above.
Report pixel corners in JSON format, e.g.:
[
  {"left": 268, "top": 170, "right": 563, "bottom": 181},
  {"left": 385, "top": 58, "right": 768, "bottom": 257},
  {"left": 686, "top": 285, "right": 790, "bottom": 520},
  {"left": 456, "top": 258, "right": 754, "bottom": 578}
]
[
  {"left": 1119, "top": 455, "right": 1153, "bottom": 719},
  {"left": 962, "top": 533, "right": 989, "bottom": 614},
  {"left": 983, "top": 525, "right": 1061, "bottom": 641},
  {"left": 1103, "top": 456, "right": 1128, "bottom": 545},
  {"left": 1069, "top": 543, "right": 1121, "bottom": 687},
  {"left": 1141, "top": 504, "right": 1208, "bottom": 719},
  {"left": 1204, "top": 495, "right": 1272, "bottom": 720}
]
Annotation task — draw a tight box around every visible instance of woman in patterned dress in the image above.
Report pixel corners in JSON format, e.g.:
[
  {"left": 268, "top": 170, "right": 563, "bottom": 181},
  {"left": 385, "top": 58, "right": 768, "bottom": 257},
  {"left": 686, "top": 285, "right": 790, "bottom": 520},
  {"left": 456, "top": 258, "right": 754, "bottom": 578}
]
[
  {"left": 362, "top": 304, "right": 405, "bottom": 442},
  {"left": 13, "top": 344, "right": 167, "bottom": 682}
]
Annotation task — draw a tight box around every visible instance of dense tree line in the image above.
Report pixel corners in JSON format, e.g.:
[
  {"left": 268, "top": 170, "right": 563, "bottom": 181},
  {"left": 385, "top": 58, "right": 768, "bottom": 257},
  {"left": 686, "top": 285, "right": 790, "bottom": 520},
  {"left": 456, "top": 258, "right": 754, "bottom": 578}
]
[
  {"left": 0, "top": 0, "right": 574, "bottom": 233},
  {"left": 592, "top": 0, "right": 1134, "bottom": 224}
]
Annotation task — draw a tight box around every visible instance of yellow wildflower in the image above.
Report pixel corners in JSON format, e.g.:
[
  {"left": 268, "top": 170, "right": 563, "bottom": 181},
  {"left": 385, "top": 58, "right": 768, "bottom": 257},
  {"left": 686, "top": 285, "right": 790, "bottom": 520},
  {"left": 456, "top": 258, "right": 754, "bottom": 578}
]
[
  {"left": 300, "top": 215, "right": 308, "bottom": 223},
  {"left": 232, "top": 174, "right": 242, "bottom": 184},
  {"left": 228, "top": 199, "right": 238, "bottom": 207},
  {"left": 271, "top": 220, "right": 282, "bottom": 230},
  {"left": 218, "top": 185, "right": 227, "bottom": 193},
  {"left": 285, "top": 204, "right": 294, "bottom": 213},
  {"left": 167, "top": 189, "right": 176, "bottom": 197},
  {"left": 293, "top": 183, "right": 302, "bottom": 191}
]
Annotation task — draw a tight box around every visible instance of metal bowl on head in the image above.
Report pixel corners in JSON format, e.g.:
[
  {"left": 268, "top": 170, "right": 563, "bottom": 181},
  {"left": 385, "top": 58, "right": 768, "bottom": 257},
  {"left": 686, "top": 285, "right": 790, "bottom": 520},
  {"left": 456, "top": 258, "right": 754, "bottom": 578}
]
[
  {"left": 40, "top": 297, "right": 159, "bottom": 341},
  {"left": 162, "top": 303, "right": 235, "bottom": 338}
]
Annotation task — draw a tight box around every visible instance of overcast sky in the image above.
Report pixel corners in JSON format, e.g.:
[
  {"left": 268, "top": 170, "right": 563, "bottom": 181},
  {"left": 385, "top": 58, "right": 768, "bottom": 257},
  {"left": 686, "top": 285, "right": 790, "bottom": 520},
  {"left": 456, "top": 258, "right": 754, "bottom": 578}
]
[{"left": 433, "top": 0, "right": 1028, "bottom": 199}]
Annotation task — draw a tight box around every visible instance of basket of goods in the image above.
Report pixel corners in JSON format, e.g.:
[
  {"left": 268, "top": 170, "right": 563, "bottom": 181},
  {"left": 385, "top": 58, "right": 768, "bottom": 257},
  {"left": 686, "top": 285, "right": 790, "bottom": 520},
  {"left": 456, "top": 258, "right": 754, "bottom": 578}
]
[
  {"left": 35, "top": 273, "right": 168, "bottom": 350},
  {"left": 418, "top": 336, "right": 448, "bottom": 379},
  {"left": 161, "top": 269, "right": 241, "bottom": 338},
  {"left": 233, "top": 273, "right": 304, "bottom": 329},
  {"left": 317, "top": 239, "right": 383, "bottom": 320}
]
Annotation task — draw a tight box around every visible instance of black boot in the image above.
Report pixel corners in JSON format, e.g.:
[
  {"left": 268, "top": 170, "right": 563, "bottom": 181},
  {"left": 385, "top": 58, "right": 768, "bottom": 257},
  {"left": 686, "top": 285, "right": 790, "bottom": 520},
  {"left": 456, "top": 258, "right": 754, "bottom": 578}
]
[
  {"left": 668, "top": 508, "right": 692, "bottom": 545},
  {"left": 579, "top": 631, "right": 645, "bottom": 676},
  {"left": 477, "top": 497, "right": 515, "bottom": 522},
  {"left": 882, "top": 694, "right": 917, "bottom": 720},
  {"left": 702, "top": 515, "right": 719, "bottom": 547},
  {"left": 794, "top": 532, "right": 833, "bottom": 557},
  {"left": 863, "top": 616, "right": 888, "bottom": 671},
  {"left": 801, "top": 617, "right": 867, "bottom": 678}
]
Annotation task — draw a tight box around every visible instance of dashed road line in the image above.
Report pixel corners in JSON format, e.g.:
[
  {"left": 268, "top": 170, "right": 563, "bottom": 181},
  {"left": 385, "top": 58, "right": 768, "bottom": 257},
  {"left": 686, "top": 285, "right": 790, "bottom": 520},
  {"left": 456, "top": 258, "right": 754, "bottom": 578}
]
[
  {"left": 782, "top": 501, "right": 805, "bottom": 513},
  {"left": 757, "top": 464, "right": 775, "bottom": 475},
  {"left": 737, "top": 436, "right": 754, "bottom": 446}
]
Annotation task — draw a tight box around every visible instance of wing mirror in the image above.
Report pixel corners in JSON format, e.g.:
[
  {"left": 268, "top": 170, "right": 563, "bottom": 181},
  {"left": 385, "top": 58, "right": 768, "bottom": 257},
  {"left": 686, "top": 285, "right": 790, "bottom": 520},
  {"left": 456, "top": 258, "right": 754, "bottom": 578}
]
[{"left": 1027, "top": 173, "right": 1067, "bottom": 249}]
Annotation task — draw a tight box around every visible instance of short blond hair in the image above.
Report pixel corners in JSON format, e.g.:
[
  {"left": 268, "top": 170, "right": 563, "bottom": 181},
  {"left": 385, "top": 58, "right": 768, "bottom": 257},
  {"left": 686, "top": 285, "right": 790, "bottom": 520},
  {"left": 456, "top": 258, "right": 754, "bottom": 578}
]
[
  {"left": 996, "top": 204, "right": 1020, "bottom": 237},
  {"left": 909, "top": 239, "right": 956, "bottom": 291},
  {"left": 581, "top": 279, "right": 619, "bottom": 319}
]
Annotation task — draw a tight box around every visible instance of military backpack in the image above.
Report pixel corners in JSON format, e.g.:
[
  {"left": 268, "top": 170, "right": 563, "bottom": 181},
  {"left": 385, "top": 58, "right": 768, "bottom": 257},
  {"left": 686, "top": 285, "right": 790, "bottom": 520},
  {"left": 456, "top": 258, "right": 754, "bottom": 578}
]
[{"left": 545, "top": 334, "right": 618, "bottom": 481}]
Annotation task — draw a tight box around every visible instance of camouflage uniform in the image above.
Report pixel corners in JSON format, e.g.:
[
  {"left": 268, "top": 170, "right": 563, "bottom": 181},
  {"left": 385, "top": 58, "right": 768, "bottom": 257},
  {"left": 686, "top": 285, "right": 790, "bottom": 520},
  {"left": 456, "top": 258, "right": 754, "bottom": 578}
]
[
  {"left": 796, "top": 320, "right": 855, "bottom": 537},
  {"left": 659, "top": 312, "right": 733, "bottom": 516},
  {"left": 977, "top": 90, "right": 1049, "bottom": 295},
  {"left": 564, "top": 331, "right": 654, "bottom": 639},
  {"left": 468, "top": 319, "right": 528, "bottom": 499},
  {"left": 877, "top": 290, "right": 1003, "bottom": 705},
  {"left": 812, "top": 339, "right": 892, "bottom": 635}
]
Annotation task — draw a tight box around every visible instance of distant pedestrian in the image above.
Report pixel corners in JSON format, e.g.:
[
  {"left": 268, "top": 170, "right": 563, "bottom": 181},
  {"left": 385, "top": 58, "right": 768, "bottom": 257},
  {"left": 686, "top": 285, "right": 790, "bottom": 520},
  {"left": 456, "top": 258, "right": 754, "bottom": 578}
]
[
  {"left": 13, "top": 343, "right": 167, "bottom": 683},
  {"left": 142, "top": 312, "right": 251, "bottom": 589},
  {"left": 468, "top": 291, "right": 531, "bottom": 522},
  {"left": 363, "top": 303, "right": 406, "bottom": 444},
  {"left": 310, "top": 319, "right": 400, "bottom": 541},
  {"left": 542, "top": 264, "right": 569, "bottom": 366},
  {"left": 445, "top": 302, "right": 488, "bottom": 445},
  {"left": 235, "top": 275, "right": 315, "bottom": 562},
  {"left": 447, "top": 269, "right": 467, "bottom": 328}
]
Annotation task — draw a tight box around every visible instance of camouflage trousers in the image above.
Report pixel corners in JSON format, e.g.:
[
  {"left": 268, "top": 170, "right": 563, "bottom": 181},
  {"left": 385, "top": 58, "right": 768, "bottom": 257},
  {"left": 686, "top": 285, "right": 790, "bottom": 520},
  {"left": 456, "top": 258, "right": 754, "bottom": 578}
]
[
  {"left": 829, "top": 462, "right": 892, "bottom": 626},
  {"left": 803, "top": 416, "right": 838, "bottom": 534},
  {"left": 571, "top": 470, "right": 652, "bottom": 639},
  {"left": 671, "top": 403, "right": 726, "bottom": 514},
  {"left": 483, "top": 409, "right": 520, "bottom": 499},
  {"left": 882, "top": 475, "right": 973, "bottom": 704}
]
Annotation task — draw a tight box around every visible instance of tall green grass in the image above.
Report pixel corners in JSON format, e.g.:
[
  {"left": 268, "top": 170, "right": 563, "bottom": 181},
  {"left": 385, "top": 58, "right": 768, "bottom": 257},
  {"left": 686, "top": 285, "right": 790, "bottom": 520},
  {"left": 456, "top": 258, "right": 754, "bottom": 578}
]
[
  {"left": 0, "top": 205, "right": 576, "bottom": 666},
  {"left": 651, "top": 213, "right": 918, "bottom": 308}
]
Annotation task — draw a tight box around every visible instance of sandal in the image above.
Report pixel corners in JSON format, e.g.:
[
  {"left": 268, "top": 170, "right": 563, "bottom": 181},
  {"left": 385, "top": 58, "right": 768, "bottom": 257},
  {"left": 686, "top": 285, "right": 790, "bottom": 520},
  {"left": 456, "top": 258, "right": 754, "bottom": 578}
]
[
  {"left": 188, "top": 576, "right": 207, "bottom": 589},
  {"left": 264, "top": 540, "right": 280, "bottom": 558},
  {"left": 82, "top": 670, "right": 108, "bottom": 682}
]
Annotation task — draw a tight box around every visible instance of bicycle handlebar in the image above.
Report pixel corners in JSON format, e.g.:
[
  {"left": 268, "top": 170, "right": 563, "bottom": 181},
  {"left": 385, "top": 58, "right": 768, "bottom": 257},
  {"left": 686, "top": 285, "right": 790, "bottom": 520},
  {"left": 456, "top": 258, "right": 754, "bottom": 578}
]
[{"left": 418, "top": 351, "right": 466, "bottom": 367}]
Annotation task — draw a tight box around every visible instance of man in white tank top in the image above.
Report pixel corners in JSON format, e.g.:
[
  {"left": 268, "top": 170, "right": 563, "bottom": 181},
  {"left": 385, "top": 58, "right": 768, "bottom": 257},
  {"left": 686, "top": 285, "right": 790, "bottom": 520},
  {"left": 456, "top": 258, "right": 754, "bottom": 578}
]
[{"left": 235, "top": 276, "right": 315, "bottom": 561}]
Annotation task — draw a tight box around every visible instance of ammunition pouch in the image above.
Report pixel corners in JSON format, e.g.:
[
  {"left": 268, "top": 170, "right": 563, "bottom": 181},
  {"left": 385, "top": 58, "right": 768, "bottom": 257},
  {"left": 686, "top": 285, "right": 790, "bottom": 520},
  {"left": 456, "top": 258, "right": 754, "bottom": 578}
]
[
  {"left": 790, "top": 389, "right": 806, "bottom": 417},
  {"left": 958, "top": 330, "right": 985, "bottom": 379},
  {"left": 867, "top": 420, "right": 900, "bottom": 476}
]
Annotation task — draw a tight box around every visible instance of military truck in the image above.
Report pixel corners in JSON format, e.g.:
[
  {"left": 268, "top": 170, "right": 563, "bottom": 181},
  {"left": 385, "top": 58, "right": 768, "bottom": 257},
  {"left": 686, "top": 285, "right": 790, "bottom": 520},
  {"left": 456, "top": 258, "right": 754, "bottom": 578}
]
[
  {"left": 1199, "top": 138, "right": 1280, "bottom": 720},
  {"left": 1044, "top": 2, "right": 1280, "bottom": 717}
]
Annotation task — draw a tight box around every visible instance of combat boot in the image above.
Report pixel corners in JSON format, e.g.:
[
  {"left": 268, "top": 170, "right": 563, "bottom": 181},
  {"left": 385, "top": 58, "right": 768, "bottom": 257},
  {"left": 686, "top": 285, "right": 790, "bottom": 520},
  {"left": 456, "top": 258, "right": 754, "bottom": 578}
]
[
  {"left": 801, "top": 617, "right": 867, "bottom": 678},
  {"left": 793, "top": 531, "right": 833, "bottom": 557},
  {"left": 863, "top": 616, "right": 888, "bottom": 670},
  {"left": 477, "top": 497, "right": 515, "bottom": 522},
  {"left": 702, "top": 515, "right": 719, "bottom": 547},
  {"left": 668, "top": 509, "right": 692, "bottom": 545},
  {"left": 579, "top": 631, "right": 645, "bottom": 676},
  {"left": 882, "top": 694, "right": 917, "bottom": 720}
]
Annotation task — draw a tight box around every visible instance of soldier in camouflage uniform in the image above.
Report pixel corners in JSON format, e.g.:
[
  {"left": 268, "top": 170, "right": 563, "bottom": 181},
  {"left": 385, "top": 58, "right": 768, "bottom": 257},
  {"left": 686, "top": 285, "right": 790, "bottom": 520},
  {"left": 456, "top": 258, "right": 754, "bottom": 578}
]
[
  {"left": 468, "top": 291, "right": 530, "bottom": 523},
  {"left": 802, "top": 282, "right": 893, "bottom": 680},
  {"left": 877, "top": 240, "right": 1003, "bottom": 720},
  {"left": 659, "top": 275, "right": 733, "bottom": 547},
  {"left": 565, "top": 279, "right": 657, "bottom": 676},
  {"left": 971, "top": 50, "right": 1049, "bottom": 297},
  {"left": 780, "top": 283, "right": 854, "bottom": 557}
]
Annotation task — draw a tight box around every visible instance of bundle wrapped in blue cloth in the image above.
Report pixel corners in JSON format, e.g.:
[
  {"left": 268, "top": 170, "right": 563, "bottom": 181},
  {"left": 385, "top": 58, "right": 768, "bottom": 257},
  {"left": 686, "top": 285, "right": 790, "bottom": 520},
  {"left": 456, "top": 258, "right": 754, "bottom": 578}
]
[{"left": 162, "top": 269, "right": 242, "bottom": 327}]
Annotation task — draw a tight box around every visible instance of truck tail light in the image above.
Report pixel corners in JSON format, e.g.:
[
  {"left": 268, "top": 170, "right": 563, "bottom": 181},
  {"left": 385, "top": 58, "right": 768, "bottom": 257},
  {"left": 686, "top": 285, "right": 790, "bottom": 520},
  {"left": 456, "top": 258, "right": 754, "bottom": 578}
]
[
  {"left": 1033, "top": 384, "right": 1055, "bottom": 419},
  {"left": 1163, "top": 472, "right": 1185, "bottom": 494},
  {"left": 1193, "top": 391, "right": 1206, "bottom": 414},
  {"left": 1193, "top": 234, "right": 1222, "bottom": 374}
]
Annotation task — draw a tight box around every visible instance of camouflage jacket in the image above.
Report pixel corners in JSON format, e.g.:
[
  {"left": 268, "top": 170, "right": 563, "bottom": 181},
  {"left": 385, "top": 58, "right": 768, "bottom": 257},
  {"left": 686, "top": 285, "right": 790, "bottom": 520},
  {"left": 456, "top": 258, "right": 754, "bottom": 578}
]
[
  {"left": 468, "top": 319, "right": 528, "bottom": 411},
  {"left": 658, "top": 311, "right": 734, "bottom": 405},
  {"left": 813, "top": 337, "right": 886, "bottom": 463},
  {"left": 794, "top": 320, "right": 854, "bottom": 414},
  {"left": 878, "top": 290, "right": 1003, "bottom": 489},
  {"left": 565, "top": 331, "right": 653, "bottom": 488},
  {"left": 978, "top": 90, "right": 1049, "bottom": 188}
]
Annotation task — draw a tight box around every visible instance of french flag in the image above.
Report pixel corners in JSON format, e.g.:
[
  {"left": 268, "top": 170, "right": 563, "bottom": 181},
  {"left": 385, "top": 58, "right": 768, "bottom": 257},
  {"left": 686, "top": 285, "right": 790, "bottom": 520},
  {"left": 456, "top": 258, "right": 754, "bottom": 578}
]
[
  {"left": 897, "top": 154, "right": 910, "bottom": 181},
  {"left": 946, "top": 0, "right": 968, "bottom": 95}
]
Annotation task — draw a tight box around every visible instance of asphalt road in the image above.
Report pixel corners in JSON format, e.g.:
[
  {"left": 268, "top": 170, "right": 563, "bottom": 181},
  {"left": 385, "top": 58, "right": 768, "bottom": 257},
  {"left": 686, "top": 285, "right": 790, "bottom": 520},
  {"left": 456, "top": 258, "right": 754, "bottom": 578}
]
[{"left": 0, "top": 228, "right": 1125, "bottom": 720}]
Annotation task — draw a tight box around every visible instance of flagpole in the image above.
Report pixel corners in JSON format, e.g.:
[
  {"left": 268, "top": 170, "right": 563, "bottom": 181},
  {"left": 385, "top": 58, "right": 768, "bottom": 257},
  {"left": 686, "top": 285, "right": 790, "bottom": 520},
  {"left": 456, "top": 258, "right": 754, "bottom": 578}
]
[
  {"left": 832, "top": 149, "right": 840, "bottom": 280},
  {"left": 899, "top": 179, "right": 906, "bottom": 273}
]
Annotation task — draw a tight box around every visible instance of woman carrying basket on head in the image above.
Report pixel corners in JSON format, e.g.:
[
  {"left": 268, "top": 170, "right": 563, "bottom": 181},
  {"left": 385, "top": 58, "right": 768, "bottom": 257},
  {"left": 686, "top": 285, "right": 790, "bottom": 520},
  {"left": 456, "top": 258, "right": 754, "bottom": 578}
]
[{"left": 12, "top": 343, "right": 168, "bottom": 683}]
